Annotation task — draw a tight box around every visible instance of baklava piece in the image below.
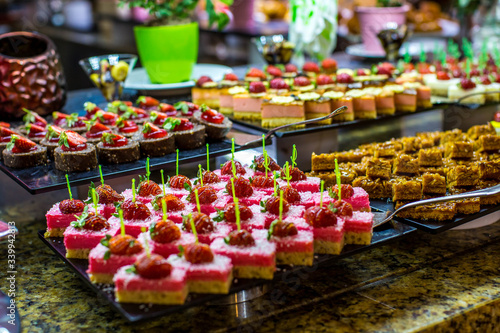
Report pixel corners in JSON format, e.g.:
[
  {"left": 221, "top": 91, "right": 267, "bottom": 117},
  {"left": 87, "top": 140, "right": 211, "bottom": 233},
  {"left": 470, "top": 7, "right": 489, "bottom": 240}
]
[
  {"left": 421, "top": 173, "right": 446, "bottom": 195},
  {"left": 418, "top": 148, "right": 443, "bottom": 167},
  {"left": 392, "top": 179, "right": 422, "bottom": 202},
  {"left": 444, "top": 141, "right": 473, "bottom": 159},
  {"left": 365, "top": 158, "right": 391, "bottom": 180},
  {"left": 447, "top": 165, "right": 480, "bottom": 187},
  {"left": 393, "top": 154, "right": 419, "bottom": 175}
]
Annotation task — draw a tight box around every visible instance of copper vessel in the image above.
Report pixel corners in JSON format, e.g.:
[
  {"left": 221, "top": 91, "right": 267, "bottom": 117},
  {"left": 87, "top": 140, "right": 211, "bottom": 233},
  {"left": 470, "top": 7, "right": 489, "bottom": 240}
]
[{"left": 0, "top": 31, "right": 66, "bottom": 119}]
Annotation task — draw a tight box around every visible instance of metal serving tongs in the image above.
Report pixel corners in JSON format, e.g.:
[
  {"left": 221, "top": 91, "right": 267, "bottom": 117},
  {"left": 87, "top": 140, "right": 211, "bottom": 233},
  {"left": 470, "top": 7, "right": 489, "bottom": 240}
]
[
  {"left": 373, "top": 183, "right": 500, "bottom": 228},
  {"left": 240, "top": 106, "right": 347, "bottom": 148}
]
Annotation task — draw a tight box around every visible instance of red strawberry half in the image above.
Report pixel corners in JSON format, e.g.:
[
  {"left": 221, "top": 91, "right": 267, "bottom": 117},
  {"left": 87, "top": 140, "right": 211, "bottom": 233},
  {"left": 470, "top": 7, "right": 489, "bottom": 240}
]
[{"left": 6, "top": 134, "right": 37, "bottom": 153}]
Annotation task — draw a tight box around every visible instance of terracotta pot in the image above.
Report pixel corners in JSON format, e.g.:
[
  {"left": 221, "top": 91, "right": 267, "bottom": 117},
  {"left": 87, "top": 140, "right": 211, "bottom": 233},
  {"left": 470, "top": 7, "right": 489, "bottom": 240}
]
[{"left": 0, "top": 31, "right": 66, "bottom": 119}]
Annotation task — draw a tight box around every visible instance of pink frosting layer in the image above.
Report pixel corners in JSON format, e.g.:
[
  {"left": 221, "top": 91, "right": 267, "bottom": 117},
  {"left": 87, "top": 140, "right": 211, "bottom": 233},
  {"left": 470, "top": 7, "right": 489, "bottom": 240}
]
[
  {"left": 262, "top": 205, "right": 306, "bottom": 228},
  {"left": 254, "top": 229, "right": 313, "bottom": 253},
  {"left": 312, "top": 218, "right": 345, "bottom": 242},
  {"left": 219, "top": 94, "right": 233, "bottom": 108},
  {"left": 63, "top": 223, "right": 120, "bottom": 250},
  {"left": 138, "top": 231, "right": 195, "bottom": 258},
  {"left": 233, "top": 96, "right": 262, "bottom": 113},
  {"left": 114, "top": 264, "right": 187, "bottom": 292},
  {"left": 167, "top": 254, "right": 233, "bottom": 282},
  {"left": 305, "top": 100, "right": 330, "bottom": 113}
]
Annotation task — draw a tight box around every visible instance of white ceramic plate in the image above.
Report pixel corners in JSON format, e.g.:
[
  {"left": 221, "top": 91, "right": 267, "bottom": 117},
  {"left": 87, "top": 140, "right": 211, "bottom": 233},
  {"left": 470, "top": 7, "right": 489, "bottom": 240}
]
[{"left": 124, "top": 63, "right": 232, "bottom": 97}]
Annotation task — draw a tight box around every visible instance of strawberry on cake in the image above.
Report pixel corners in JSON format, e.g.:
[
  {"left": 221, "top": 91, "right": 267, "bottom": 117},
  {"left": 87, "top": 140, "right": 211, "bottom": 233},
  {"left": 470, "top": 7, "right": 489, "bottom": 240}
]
[
  {"left": 182, "top": 212, "right": 231, "bottom": 245},
  {"left": 64, "top": 207, "right": 119, "bottom": 259},
  {"left": 167, "top": 243, "right": 233, "bottom": 294},
  {"left": 213, "top": 202, "right": 266, "bottom": 231},
  {"left": 304, "top": 205, "right": 345, "bottom": 255},
  {"left": 87, "top": 234, "right": 144, "bottom": 283},
  {"left": 115, "top": 254, "right": 188, "bottom": 304},
  {"left": 191, "top": 76, "right": 220, "bottom": 109},
  {"left": 210, "top": 229, "right": 276, "bottom": 279},
  {"left": 110, "top": 198, "right": 153, "bottom": 237}
]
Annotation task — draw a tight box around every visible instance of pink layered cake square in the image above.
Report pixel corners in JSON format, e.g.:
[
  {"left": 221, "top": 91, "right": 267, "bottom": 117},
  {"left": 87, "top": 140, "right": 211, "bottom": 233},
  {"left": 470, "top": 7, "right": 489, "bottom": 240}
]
[
  {"left": 282, "top": 216, "right": 313, "bottom": 231},
  {"left": 164, "top": 187, "right": 190, "bottom": 199},
  {"left": 286, "top": 176, "right": 321, "bottom": 192},
  {"left": 121, "top": 189, "right": 155, "bottom": 204},
  {"left": 64, "top": 223, "right": 120, "bottom": 259},
  {"left": 222, "top": 190, "right": 266, "bottom": 207},
  {"left": 213, "top": 167, "right": 254, "bottom": 183},
  {"left": 45, "top": 203, "right": 103, "bottom": 237},
  {"left": 87, "top": 243, "right": 144, "bottom": 284},
  {"left": 138, "top": 230, "right": 195, "bottom": 258},
  {"left": 344, "top": 211, "right": 373, "bottom": 245},
  {"left": 182, "top": 220, "right": 232, "bottom": 245},
  {"left": 312, "top": 217, "right": 345, "bottom": 255},
  {"left": 343, "top": 187, "right": 371, "bottom": 212},
  {"left": 167, "top": 253, "right": 233, "bottom": 294},
  {"left": 153, "top": 203, "right": 194, "bottom": 224},
  {"left": 114, "top": 263, "right": 188, "bottom": 305},
  {"left": 210, "top": 231, "right": 276, "bottom": 279},
  {"left": 255, "top": 228, "right": 314, "bottom": 266}
]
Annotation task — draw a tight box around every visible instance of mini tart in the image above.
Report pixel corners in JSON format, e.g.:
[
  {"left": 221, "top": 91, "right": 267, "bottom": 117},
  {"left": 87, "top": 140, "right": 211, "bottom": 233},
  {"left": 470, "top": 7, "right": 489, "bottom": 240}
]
[
  {"left": 39, "top": 138, "right": 59, "bottom": 159},
  {"left": 2, "top": 145, "right": 47, "bottom": 168},
  {"left": 54, "top": 145, "right": 98, "bottom": 172},
  {"left": 298, "top": 92, "right": 331, "bottom": 124},
  {"left": 136, "top": 133, "right": 175, "bottom": 157},
  {"left": 219, "top": 86, "right": 246, "bottom": 115},
  {"left": 345, "top": 89, "right": 377, "bottom": 119},
  {"left": 261, "top": 96, "right": 305, "bottom": 128},
  {"left": 97, "top": 140, "right": 140, "bottom": 164},
  {"left": 171, "top": 124, "right": 206, "bottom": 150},
  {"left": 363, "top": 87, "right": 395, "bottom": 116},
  {"left": 323, "top": 91, "right": 355, "bottom": 122},
  {"left": 192, "top": 111, "right": 232, "bottom": 140}
]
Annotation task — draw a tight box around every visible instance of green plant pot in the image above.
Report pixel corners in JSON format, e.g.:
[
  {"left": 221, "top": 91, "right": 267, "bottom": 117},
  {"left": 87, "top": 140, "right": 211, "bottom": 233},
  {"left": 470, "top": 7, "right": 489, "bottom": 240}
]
[{"left": 134, "top": 22, "right": 199, "bottom": 84}]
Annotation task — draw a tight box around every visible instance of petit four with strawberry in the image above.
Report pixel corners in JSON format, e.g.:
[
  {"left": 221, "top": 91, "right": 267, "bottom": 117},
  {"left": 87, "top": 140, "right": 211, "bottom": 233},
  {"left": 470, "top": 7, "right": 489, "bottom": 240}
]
[
  {"left": 261, "top": 95, "right": 305, "bottom": 128},
  {"left": 304, "top": 203, "right": 345, "bottom": 255},
  {"left": 181, "top": 212, "right": 231, "bottom": 245},
  {"left": 174, "top": 101, "right": 199, "bottom": 119},
  {"left": 245, "top": 67, "right": 267, "bottom": 82},
  {"left": 20, "top": 108, "right": 47, "bottom": 133},
  {"left": 362, "top": 87, "right": 395, "bottom": 116},
  {"left": 383, "top": 84, "right": 418, "bottom": 112},
  {"left": 425, "top": 71, "right": 459, "bottom": 97},
  {"left": 233, "top": 81, "right": 268, "bottom": 121},
  {"left": 91, "top": 179, "right": 124, "bottom": 219},
  {"left": 115, "top": 253, "right": 188, "bottom": 305},
  {"left": 315, "top": 74, "right": 336, "bottom": 91},
  {"left": 97, "top": 132, "right": 140, "bottom": 164},
  {"left": 163, "top": 117, "right": 205, "bottom": 150},
  {"left": 191, "top": 76, "right": 220, "bottom": 109},
  {"left": 219, "top": 85, "right": 246, "bottom": 116},
  {"left": 2, "top": 134, "right": 47, "bottom": 168},
  {"left": 345, "top": 89, "right": 377, "bottom": 119},
  {"left": 137, "top": 122, "right": 175, "bottom": 157},
  {"left": 266, "top": 65, "right": 283, "bottom": 79},
  {"left": 268, "top": 77, "right": 290, "bottom": 95},
  {"left": 136, "top": 95, "right": 160, "bottom": 111},
  {"left": 192, "top": 106, "right": 232, "bottom": 140},
  {"left": 54, "top": 130, "right": 97, "bottom": 172},
  {"left": 0, "top": 125, "right": 18, "bottom": 159},
  {"left": 60, "top": 113, "right": 87, "bottom": 133},
  {"left": 122, "top": 107, "right": 149, "bottom": 125},
  {"left": 302, "top": 61, "right": 321, "bottom": 78},
  {"left": 292, "top": 76, "right": 314, "bottom": 93},
  {"left": 298, "top": 92, "right": 332, "bottom": 124},
  {"left": 87, "top": 233, "right": 144, "bottom": 284},
  {"left": 283, "top": 63, "right": 298, "bottom": 78},
  {"left": 448, "top": 77, "right": 485, "bottom": 105},
  {"left": 167, "top": 242, "right": 233, "bottom": 294},
  {"left": 24, "top": 123, "right": 47, "bottom": 143},
  {"left": 321, "top": 58, "right": 337, "bottom": 74},
  {"left": 213, "top": 202, "right": 265, "bottom": 231},
  {"left": 115, "top": 116, "right": 141, "bottom": 138},
  {"left": 138, "top": 218, "right": 194, "bottom": 258}
]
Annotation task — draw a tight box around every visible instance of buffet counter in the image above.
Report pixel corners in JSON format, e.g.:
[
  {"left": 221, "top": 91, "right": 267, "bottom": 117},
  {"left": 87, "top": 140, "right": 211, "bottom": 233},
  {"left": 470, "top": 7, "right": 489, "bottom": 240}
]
[{"left": 2, "top": 216, "right": 498, "bottom": 331}]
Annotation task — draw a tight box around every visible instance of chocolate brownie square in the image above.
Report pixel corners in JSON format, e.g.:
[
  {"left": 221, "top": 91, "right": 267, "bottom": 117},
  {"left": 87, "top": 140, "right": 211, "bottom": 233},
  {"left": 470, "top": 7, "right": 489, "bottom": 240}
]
[
  {"left": 392, "top": 179, "right": 422, "bottom": 201},
  {"left": 447, "top": 165, "right": 480, "bottom": 187}
]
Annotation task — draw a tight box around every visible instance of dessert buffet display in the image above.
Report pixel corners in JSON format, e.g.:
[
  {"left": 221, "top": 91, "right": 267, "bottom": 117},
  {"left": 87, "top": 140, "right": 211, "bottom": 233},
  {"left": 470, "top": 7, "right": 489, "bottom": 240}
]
[
  {"left": 310, "top": 123, "right": 500, "bottom": 231},
  {"left": 0, "top": 99, "right": 244, "bottom": 194},
  {"left": 42, "top": 145, "right": 409, "bottom": 311}
]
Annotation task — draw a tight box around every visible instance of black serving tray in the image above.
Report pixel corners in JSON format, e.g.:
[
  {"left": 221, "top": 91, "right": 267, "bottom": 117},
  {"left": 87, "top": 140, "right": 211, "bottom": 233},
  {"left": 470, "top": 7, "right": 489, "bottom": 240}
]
[
  {"left": 0, "top": 139, "right": 259, "bottom": 195},
  {"left": 370, "top": 199, "right": 500, "bottom": 234},
  {"left": 38, "top": 220, "right": 416, "bottom": 322}
]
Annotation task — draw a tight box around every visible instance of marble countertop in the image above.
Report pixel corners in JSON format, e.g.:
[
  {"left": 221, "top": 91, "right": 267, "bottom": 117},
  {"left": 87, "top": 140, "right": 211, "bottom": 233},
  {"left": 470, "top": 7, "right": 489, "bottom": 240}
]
[{"left": 2, "top": 216, "right": 499, "bottom": 332}]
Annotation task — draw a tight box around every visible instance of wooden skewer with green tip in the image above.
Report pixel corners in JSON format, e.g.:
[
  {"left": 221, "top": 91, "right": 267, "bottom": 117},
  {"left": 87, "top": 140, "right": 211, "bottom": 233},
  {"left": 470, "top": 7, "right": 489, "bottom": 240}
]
[
  {"left": 198, "top": 164, "right": 204, "bottom": 187},
  {"left": 206, "top": 143, "right": 210, "bottom": 171},
  {"left": 91, "top": 188, "right": 98, "bottom": 215},
  {"left": 119, "top": 209, "right": 125, "bottom": 236},
  {"left": 273, "top": 171, "right": 278, "bottom": 197},
  {"left": 160, "top": 169, "right": 166, "bottom": 194},
  {"left": 146, "top": 157, "right": 150, "bottom": 182},
  {"left": 176, "top": 149, "right": 179, "bottom": 176},
  {"left": 231, "top": 178, "right": 241, "bottom": 232},
  {"left": 194, "top": 189, "right": 201, "bottom": 214},
  {"left": 291, "top": 144, "right": 297, "bottom": 169},
  {"left": 283, "top": 161, "right": 291, "bottom": 187},
  {"left": 231, "top": 138, "right": 236, "bottom": 178},
  {"left": 141, "top": 226, "right": 151, "bottom": 258},
  {"left": 334, "top": 158, "right": 341, "bottom": 201},
  {"left": 279, "top": 190, "right": 284, "bottom": 222},
  {"left": 188, "top": 213, "right": 198, "bottom": 244},
  {"left": 162, "top": 198, "right": 168, "bottom": 222},
  {"left": 131, "top": 179, "right": 136, "bottom": 203},
  {"left": 65, "top": 174, "right": 73, "bottom": 200},
  {"left": 319, "top": 180, "right": 325, "bottom": 208},
  {"left": 99, "top": 165, "right": 104, "bottom": 185}
]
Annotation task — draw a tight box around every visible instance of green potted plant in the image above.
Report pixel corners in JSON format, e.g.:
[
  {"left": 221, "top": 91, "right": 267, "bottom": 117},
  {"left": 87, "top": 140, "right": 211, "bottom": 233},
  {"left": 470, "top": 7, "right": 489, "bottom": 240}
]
[
  {"left": 119, "top": 0, "right": 233, "bottom": 84},
  {"left": 355, "top": 0, "right": 408, "bottom": 55}
]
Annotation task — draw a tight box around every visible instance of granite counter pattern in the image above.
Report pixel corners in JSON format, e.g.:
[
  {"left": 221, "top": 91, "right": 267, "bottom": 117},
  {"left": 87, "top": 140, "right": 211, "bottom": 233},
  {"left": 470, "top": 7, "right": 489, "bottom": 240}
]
[{"left": 1, "top": 218, "right": 500, "bottom": 332}]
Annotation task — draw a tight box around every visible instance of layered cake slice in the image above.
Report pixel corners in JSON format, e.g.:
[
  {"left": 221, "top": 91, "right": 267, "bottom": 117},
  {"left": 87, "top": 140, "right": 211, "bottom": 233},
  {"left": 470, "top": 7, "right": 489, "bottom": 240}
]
[
  {"left": 323, "top": 91, "right": 354, "bottom": 122},
  {"left": 167, "top": 243, "right": 233, "bottom": 294},
  {"left": 138, "top": 220, "right": 195, "bottom": 258},
  {"left": 45, "top": 198, "right": 87, "bottom": 237},
  {"left": 261, "top": 96, "right": 305, "bottom": 128},
  {"left": 344, "top": 211, "right": 373, "bottom": 245},
  {"left": 233, "top": 81, "right": 267, "bottom": 121},
  {"left": 304, "top": 205, "right": 345, "bottom": 255},
  {"left": 114, "top": 254, "right": 188, "bottom": 305},
  {"left": 345, "top": 89, "right": 377, "bottom": 119},
  {"left": 298, "top": 92, "right": 331, "bottom": 124},
  {"left": 260, "top": 221, "right": 314, "bottom": 266},
  {"left": 64, "top": 208, "right": 119, "bottom": 259},
  {"left": 87, "top": 234, "right": 144, "bottom": 284},
  {"left": 210, "top": 229, "right": 276, "bottom": 279}
]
